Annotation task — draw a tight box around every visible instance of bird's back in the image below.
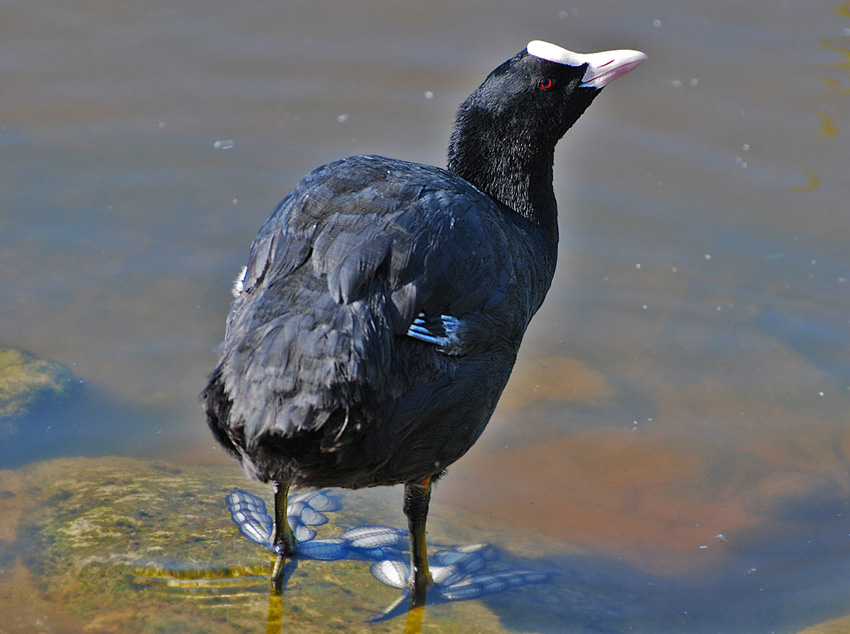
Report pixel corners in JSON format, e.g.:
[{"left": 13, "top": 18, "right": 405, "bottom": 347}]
[{"left": 203, "top": 154, "right": 555, "bottom": 488}]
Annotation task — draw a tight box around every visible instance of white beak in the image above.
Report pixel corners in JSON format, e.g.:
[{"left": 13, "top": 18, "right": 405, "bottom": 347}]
[{"left": 527, "top": 40, "right": 647, "bottom": 89}]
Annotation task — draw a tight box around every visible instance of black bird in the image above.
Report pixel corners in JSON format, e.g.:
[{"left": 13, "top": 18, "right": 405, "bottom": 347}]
[{"left": 203, "top": 40, "right": 645, "bottom": 597}]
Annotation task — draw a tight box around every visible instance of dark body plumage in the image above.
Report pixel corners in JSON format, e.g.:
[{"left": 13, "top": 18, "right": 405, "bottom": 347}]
[
  {"left": 205, "top": 155, "right": 552, "bottom": 488},
  {"left": 202, "top": 40, "right": 644, "bottom": 596}
]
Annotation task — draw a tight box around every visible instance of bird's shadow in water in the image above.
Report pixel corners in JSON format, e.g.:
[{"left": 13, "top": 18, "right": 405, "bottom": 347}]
[{"left": 226, "top": 488, "right": 551, "bottom": 627}]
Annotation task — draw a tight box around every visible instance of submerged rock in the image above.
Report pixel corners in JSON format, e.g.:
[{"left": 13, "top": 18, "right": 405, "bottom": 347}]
[
  {"left": 795, "top": 615, "right": 850, "bottom": 634},
  {"left": 0, "top": 347, "right": 72, "bottom": 429},
  {"left": 0, "top": 456, "right": 555, "bottom": 633}
]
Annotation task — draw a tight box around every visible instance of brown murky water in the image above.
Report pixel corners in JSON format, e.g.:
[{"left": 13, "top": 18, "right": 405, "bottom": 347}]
[{"left": 2, "top": 0, "right": 850, "bottom": 631}]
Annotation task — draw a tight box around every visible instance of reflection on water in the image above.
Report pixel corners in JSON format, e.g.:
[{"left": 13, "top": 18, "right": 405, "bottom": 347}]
[
  {"left": 2, "top": 0, "right": 850, "bottom": 631},
  {"left": 221, "top": 488, "right": 549, "bottom": 622}
]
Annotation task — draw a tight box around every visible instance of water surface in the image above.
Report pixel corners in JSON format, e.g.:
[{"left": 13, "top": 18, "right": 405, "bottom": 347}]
[{"left": 2, "top": 0, "right": 850, "bottom": 632}]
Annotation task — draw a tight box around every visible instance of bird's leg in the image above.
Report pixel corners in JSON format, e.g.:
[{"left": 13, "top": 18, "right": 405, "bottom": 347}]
[
  {"left": 271, "top": 480, "right": 297, "bottom": 593},
  {"left": 403, "top": 477, "right": 434, "bottom": 606}
]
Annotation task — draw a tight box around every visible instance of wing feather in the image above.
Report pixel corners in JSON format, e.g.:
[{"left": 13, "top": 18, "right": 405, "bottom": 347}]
[{"left": 213, "top": 156, "right": 522, "bottom": 444}]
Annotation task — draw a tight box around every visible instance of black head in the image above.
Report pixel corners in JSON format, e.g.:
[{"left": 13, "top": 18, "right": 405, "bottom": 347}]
[{"left": 447, "top": 40, "right": 645, "bottom": 222}]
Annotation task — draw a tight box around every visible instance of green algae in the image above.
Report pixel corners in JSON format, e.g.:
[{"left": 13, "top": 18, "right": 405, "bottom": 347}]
[
  {"left": 0, "top": 347, "right": 72, "bottom": 426},
  {"left": 1, "top": 456, "right": 558, "bottom": 634}
]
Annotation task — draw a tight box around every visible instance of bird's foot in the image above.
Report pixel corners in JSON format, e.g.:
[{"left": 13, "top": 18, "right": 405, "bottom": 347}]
[{"left": 270, "top": 553, "right": 298, "bottom": 595}]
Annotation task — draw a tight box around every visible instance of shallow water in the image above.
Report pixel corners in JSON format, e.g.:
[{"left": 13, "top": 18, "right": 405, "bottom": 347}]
[{"left": 2, "top": 0, "right": 850, "bottom": 631}]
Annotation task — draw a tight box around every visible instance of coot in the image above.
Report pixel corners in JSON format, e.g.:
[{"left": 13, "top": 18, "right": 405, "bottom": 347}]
[{"left": 203, "top": 40, "right": 645, "bottom": 596}]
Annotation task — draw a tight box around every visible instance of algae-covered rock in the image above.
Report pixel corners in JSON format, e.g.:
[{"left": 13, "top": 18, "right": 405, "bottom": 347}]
[
  {"left": 0, "top": 347, "right": 73, "bottom": 426},
  {"left": 0, "top": 456, "right": 562, "bottom": 634}
]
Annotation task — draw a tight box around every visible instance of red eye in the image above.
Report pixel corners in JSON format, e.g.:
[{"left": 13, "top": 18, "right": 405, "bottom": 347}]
[{"left": 539, "top": 77, "right": 553, "bottom": 90}]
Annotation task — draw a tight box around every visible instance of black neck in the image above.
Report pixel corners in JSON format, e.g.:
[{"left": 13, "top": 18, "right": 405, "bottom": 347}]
[{"left": 446, "top": 112, "right": 559, "bottom": 245}]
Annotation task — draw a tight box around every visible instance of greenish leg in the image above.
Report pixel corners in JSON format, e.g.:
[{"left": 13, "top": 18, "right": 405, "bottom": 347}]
[
  {"left": 271, "top": 480, "right": 297, "bottom": 593},
  {"left": 404, "top": 477, "right": 434, "bottom": 606}
]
